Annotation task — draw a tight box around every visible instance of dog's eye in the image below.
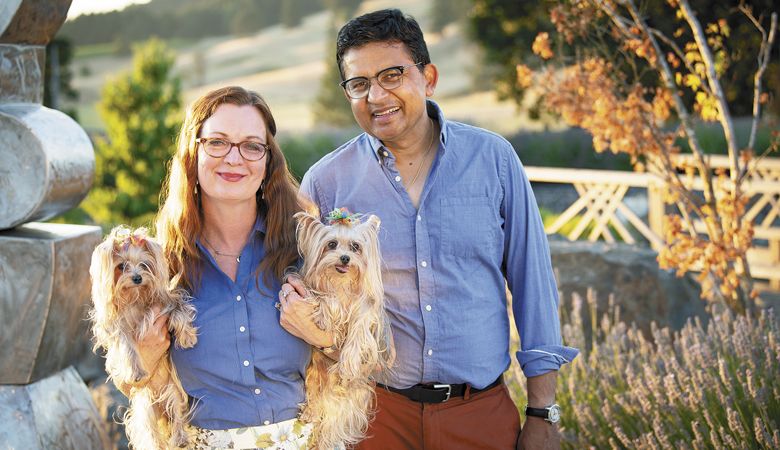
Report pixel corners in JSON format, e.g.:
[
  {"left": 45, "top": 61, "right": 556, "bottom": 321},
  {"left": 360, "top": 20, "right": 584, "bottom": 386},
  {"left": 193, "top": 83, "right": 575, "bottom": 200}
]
[
  {"left": 327, "top": 240, "right": 337, "bottom": 250},
  {"left": 350, "top": 242, "right": 361, "bottom": 253},
  {"left": 139, "top": 262, "right": 150, "bottom": 271},
  {"left": 117, "top": 262, "right": 127, "bottom": 272}
]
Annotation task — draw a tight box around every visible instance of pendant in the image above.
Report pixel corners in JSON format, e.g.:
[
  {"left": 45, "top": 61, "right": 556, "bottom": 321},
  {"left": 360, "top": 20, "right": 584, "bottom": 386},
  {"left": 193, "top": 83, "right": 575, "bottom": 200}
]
[{"left": 236, "top": 256, "right": 241, "bottom": 263}]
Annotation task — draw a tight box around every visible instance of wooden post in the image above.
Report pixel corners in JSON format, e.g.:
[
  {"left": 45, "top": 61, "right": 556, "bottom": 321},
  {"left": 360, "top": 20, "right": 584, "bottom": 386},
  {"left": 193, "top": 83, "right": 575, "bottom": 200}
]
[{"left": 647, "top": 180, "right": 665, "bottom": 252}]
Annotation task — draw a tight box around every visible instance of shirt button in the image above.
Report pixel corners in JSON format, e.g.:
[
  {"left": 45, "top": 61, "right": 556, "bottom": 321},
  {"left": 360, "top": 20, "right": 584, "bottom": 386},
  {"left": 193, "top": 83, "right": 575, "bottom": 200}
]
[
  {"left": 239, "top": 326, "right": 246, "bottom": 332},
  {"left": 417, "top": 215, "right": 422, "bottom": 221},
  {"left": 236, "top": 295, "right": 242, "bottom": 301},
  {"left": 427, "top": 349, "right": 433, "bottom": 356},
  {"left": 254, "top": 388, "right": 261, "bottom": 395},
  {"left": 421, "top": 261, "right": 428, "bottom": 267},
  {"left": 264, "top": 420, "right": 271, "bottom": 425},
  {"left": 425, "top": 305, "right": 432, "bottom": 311},
  {"left": 243, "top": 360, "right": 250, "bottom": 367},
  {"left": 395, "top": 175, "right": 401, "bottom": 182},
  {"left": 383, "top": 151, "right": 389, "bottom": 157}
]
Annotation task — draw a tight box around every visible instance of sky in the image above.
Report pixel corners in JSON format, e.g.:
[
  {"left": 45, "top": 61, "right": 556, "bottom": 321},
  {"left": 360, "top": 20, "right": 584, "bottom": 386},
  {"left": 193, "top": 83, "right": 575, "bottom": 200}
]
[{"left": 66, "top": 0, "right": 151, "bottom": 20}]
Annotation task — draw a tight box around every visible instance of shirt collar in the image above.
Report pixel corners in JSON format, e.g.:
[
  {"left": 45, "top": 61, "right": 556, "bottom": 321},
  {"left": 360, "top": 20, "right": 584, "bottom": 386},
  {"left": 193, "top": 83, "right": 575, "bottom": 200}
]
[
  {"left": 367, "top": 99, "right": 448, "bottom": 162},
  {"left": 253, "top": 212, "right": 267, "bottom": 234}
]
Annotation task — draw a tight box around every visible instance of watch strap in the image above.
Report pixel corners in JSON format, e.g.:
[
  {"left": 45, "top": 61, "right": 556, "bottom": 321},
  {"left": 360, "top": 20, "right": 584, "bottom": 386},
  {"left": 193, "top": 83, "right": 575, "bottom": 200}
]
[
  {"left": 525, "top": 403, "right": 561, "bottom": 423},
  {"left": 525, "top": 406, "right": 551, "bottom": 418}
]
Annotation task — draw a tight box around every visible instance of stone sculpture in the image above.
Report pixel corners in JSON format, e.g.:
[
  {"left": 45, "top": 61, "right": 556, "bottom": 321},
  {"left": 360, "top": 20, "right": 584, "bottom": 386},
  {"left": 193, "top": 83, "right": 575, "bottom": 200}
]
[{"left": 0, "top": 1, "right": 108, "bottom": 448}]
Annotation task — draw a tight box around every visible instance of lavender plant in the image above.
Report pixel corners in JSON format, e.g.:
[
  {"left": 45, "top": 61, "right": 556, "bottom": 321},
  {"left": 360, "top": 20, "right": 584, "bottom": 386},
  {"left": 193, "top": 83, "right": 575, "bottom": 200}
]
[{"left": 507, "top": 289, "right": 780, "bottom": 449}]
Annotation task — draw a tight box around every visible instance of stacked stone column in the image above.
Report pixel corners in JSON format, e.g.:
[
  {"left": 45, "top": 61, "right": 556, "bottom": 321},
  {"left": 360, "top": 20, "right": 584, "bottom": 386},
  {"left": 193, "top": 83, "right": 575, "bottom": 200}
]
[{"left": 0, "top": 0, "right": 107, "bottom": 448}]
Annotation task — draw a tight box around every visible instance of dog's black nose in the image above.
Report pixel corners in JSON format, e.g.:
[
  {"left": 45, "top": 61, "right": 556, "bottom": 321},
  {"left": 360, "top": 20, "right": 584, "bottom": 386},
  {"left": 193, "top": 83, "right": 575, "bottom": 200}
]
[
  {"left": 132, "top": 274, "right": 142, "bottom": 285},
  {"left": 340, "top": 254, "right": 350, "bottom": 265}
]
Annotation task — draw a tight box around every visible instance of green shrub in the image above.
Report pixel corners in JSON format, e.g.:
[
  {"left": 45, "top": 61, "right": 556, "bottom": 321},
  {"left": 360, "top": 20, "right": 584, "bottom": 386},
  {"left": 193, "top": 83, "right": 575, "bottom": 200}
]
[
  {"left": 81, "top": 38, "right": 181, "bottom": 230},
  {"left": 509, "top": 128, "right": 633, "bottom": 170},
  {"left": 279, "top": 128, "right": 361, "bottom": 181},
  {"left": 507, "top": 290, "right": 780, "bottom": 449}
]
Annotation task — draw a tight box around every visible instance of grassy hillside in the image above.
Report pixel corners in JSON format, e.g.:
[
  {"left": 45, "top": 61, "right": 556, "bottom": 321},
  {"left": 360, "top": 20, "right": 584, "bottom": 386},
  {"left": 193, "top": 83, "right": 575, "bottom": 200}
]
[{"left": 60, "top": 0, "right": 533, "bottom": 136}]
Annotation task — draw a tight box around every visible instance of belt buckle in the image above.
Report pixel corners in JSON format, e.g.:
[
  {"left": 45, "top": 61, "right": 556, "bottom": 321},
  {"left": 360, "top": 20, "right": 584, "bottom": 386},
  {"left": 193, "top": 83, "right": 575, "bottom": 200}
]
[{"left": 432, "top": 384, "right": 451, "bottom": 402}]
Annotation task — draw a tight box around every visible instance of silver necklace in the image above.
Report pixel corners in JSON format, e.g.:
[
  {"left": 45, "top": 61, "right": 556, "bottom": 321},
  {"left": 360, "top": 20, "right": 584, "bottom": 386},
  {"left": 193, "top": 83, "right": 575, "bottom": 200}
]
[
  {"left": 407, "top": 118, "right": 437, "bottom": 188},
  {"left": 202, "top": 235, "right": 241, "bottom": 263}
]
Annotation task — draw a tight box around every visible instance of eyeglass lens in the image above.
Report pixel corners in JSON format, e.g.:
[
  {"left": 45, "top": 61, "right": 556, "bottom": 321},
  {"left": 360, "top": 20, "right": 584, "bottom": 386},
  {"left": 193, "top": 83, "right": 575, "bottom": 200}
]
[
  {"left": 344, "top": 65, "right": 416, "bottom": 98},
  {"left": 200, "top": 138, "right": 266, "bottom": 160}
]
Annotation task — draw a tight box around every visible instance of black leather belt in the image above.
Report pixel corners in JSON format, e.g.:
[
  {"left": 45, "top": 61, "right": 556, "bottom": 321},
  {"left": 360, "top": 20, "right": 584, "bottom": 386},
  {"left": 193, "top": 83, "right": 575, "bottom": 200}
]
[{"left": 377, "top": 375, "right": 503, "bottom": 403}]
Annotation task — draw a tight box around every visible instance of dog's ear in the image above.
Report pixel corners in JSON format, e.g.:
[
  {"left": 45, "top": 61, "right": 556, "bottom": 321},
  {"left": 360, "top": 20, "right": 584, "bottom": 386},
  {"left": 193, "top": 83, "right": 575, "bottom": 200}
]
[
  {"left": 364, "top": 215, "right": 380, "bottom": 233},
  {"left": 89, "top": 237, "right": 116, "bottom": 303},
  {"left": 358, "top": 214, "right": 384, "bottom": 305},
  {"left": 89, "top": 236, "right": 118, "bottom": 348},
  {"left": 294, "top": 211, "right": 325, "bottom": 257},
  {"left": 134, "top": 228, "right": 163, "bottom": 269}
]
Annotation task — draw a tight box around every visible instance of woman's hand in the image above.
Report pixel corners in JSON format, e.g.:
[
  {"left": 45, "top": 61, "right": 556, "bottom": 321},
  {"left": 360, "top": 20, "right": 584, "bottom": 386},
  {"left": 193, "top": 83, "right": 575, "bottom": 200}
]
[
  {"left": 278, "top": 275, "right": 334, "bottom": 348},
  {"left": 117, "top": 305, "right": 171, "bottom": 396},
  {"left": 137, "top": 305, "right": 171, "bottom": 375}
]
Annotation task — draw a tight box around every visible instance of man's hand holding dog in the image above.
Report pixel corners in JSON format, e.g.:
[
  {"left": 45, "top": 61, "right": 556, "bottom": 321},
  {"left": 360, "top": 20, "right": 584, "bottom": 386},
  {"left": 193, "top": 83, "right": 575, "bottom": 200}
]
[{"left": 278, "top": 275, "right": 334, "bottom": 349}]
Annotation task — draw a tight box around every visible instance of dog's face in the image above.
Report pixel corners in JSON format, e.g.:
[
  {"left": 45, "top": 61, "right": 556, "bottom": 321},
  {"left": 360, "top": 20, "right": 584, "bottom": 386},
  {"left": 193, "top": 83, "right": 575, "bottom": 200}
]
[
  {"left": 295, "top": 211, "right": 381, "bottom": 292},
  {"left": 113, "top": 236, "right": 159, "bottom": 298},
  {"left": 315, "top": 225, "right": 368, "bottom": 281},
  {"left": 90, "top": 226, "right": 168, "bottom": 309}
]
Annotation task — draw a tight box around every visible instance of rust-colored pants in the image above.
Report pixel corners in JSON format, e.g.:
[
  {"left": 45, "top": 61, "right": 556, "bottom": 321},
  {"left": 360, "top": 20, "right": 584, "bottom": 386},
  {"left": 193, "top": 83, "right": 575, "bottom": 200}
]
[{"left": 356, "top": 382, "right": 521, "bottom": 450}]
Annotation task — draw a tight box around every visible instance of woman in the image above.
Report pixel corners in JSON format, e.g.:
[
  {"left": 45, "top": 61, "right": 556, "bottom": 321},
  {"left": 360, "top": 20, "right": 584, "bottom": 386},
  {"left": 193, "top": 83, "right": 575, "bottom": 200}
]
[{"left": 135, "top": 86, "right": 334, "bottom": 449}]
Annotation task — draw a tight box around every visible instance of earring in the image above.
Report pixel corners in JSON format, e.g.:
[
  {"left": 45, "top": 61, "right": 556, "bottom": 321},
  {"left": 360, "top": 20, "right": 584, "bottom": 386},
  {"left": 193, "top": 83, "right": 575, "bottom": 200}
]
[{"left": 194, "top": 180, "right": 199, "bottom": 195}]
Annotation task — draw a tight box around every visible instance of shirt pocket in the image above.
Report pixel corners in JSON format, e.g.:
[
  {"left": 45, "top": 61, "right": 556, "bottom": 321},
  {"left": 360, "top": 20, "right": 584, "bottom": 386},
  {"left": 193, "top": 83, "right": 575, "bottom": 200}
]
[{"left": 440, "top": 195, "right": 499, "bottom": 258}]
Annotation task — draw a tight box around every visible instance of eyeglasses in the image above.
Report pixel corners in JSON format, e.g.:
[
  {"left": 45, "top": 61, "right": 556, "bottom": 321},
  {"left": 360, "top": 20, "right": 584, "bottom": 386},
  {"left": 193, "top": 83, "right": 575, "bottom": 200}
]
[
  {"left": 195, "top": 137, "right": 269, "bottom": 161},
  {"left": 340, "top": 63, "right": 425, "bottom": 99}
]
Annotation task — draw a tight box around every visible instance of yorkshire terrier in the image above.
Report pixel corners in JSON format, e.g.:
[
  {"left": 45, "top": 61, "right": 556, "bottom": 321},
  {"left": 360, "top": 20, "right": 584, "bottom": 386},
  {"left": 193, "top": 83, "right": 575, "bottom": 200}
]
[
  {"left": 89, "top": 225, "right": 197, "bottom": 449},
  {"left": 293, "top": 208, "right": 394, "bottom": 450}
]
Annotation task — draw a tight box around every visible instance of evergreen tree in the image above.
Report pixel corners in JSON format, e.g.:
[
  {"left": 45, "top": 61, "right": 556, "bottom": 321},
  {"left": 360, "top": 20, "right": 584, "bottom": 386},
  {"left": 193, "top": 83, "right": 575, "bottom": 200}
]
[
  {"left": 430, "top": 0, "right": 471, "bottom": 34},
  {"left": 312, "top": 1, "right": 363, "bottom": 127},
  {"left": 281, "top": 0, "right": 306, "bottom": 28},
  {"left": 82, "top": 38, "right": 182, "bottom": 227},
  {"left": 44, "top": 37, "right": 79, "bottom": 119},
  {"left": 469, "top": 0, "right": 554, "bottom": 108},
  {"left": 312, "top": 22, "right": 355, "bottom": 127}
]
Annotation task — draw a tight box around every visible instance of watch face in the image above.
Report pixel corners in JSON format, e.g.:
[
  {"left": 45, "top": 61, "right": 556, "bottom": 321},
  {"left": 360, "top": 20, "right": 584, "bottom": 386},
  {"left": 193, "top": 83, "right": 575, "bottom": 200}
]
[{"left": 548, "top": 405, "right": 561, "bottom": 423}]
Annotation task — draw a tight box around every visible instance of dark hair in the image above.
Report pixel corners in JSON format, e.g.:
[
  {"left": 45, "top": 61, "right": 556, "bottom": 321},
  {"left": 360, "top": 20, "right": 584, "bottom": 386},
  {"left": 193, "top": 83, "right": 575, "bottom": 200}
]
[{"left": 336, "top": 8, "right": 430, "bottom": 79}]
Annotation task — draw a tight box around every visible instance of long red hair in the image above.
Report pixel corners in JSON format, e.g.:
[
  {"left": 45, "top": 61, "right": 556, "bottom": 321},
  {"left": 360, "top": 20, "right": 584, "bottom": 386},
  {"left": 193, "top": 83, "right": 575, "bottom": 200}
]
[{"left": 156, "top": 86, "right": 303, "bottom": 290}]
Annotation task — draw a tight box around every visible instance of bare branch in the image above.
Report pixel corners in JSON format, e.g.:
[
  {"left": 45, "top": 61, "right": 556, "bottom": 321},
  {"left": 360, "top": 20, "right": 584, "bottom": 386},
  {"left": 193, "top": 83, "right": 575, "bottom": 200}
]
[
  {"left": 601, "top": 0, "right": 716, "bottom": 206},
  {"left": 648, "top": 28, "right": 714, "bottom": 97},
  {"left": 741, "top": 7, "right": 778, "bottom": 153},
  {"left": 678, "top": 0, "right": 740, "bottom": 183},
  {"left": 743, "top": 135, "right": 780, "bottom": 182}
]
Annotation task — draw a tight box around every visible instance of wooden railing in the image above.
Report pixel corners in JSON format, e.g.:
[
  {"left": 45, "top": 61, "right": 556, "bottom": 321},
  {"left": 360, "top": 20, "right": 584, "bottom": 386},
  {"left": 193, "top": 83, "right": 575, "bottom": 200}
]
[{"left": 526, "top": 156, "right": 780, "bottom": 289}]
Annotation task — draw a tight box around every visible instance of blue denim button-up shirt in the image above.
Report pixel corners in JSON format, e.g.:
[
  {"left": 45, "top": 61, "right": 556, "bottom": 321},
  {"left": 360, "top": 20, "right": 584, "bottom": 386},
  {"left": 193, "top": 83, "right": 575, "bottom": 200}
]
[
  {"left": 170, "top": 215, "right": 310, "bottom": 429},
  {"left": 301, "top": 101, "right": 578, "bottom": 389}
]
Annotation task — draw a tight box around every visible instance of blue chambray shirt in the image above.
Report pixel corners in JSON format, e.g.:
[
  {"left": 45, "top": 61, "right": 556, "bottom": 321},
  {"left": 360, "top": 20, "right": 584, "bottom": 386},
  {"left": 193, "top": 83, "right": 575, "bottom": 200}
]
[
  {"left": 300, "top": 101, "right": 578, "bottom": 389},
  {"left": 170, "top": 215, "right": 310, "bottom": 429}
]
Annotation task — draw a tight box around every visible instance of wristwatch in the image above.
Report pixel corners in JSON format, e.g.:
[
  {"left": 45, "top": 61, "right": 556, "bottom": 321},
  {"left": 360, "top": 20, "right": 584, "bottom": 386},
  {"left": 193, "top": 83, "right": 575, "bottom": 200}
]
[{"left": 524, "top": 403, "right": 562, "bottom": 424}]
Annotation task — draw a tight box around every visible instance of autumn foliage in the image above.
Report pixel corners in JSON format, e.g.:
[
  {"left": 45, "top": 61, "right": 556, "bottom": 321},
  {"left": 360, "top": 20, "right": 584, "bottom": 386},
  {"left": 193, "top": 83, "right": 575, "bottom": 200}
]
[{"left": 522, "top": 0, "right": 778, "bottom": 313}]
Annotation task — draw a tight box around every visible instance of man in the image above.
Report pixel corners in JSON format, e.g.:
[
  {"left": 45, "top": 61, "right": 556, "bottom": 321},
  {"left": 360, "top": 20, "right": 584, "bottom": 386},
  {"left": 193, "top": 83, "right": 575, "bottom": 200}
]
[{"left": 279, "top": 8, "right": 578, "bottom": 449}]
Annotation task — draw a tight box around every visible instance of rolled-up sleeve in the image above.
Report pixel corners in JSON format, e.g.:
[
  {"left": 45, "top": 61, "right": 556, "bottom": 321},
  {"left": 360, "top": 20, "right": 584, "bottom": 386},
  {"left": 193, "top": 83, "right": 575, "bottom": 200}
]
[{"left": 500, "top": 147, "right": 579, "bottom": 378}]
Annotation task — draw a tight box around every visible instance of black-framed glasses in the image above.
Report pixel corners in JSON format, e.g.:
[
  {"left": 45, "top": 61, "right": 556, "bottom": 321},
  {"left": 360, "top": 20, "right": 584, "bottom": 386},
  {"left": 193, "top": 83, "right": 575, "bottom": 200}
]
[
  {"left": 195, "top": 137, "right": 269, "bottom": 161},
  {"left": 340, "top": 62, "right": 425, "bottom": 99}
]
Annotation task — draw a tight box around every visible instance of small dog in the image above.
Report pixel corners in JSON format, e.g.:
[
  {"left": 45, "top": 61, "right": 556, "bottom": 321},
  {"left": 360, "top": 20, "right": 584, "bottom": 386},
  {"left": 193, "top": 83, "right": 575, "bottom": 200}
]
[
  {"left": 89, "top": 225, "right": 197, "bottom": 449},
  {"left": 294, "top": 208, "right": 394, "bottom": 450}
]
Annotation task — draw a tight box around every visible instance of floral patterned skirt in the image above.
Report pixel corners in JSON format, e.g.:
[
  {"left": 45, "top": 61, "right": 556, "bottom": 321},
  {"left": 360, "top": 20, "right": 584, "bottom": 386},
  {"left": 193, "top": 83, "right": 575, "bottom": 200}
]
[{"left": 188, "top": 418, "right": 313, "bottom": 450}]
